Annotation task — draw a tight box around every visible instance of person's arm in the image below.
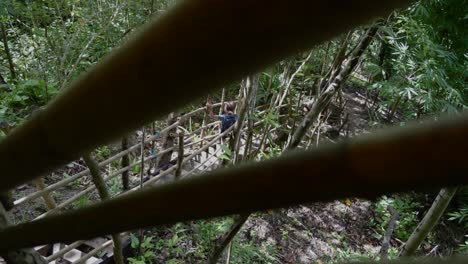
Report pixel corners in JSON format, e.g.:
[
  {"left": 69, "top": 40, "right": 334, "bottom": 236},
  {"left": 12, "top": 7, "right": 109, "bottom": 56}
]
[{"left": 206, "top": 102, "right": 219, "bottom": 120}]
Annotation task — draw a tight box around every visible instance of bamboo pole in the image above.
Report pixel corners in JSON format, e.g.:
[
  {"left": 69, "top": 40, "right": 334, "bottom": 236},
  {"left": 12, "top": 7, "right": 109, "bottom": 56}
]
[
  {"left": 219, "top": 88, "right": 226, "bottom": 115},
  {"left": 399, "top": 187, "right": 459, "bottom": 257},
  {"left": 175, "top": 132, "right": 185, "bottom": 179},
  {"left": 0, "top": 0, "right": 412, "bottom": 193},
  {"left": 45, "top": 241, "right": 84, "bottom": 262},
  {"left": 82, "top": 153, "right": 124, "bottom": 264},
  {"left": 0, "top": 112, "right": 466, "bottom": 251}
]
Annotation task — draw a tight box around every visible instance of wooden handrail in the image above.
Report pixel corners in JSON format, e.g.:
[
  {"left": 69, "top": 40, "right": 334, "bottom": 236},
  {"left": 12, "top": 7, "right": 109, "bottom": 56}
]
[
  {"left": 0, "top": 112, "right": 466, "bottom": 251},
  {"left": 0, "top": 0, "right": 411, "bottom": 193}
]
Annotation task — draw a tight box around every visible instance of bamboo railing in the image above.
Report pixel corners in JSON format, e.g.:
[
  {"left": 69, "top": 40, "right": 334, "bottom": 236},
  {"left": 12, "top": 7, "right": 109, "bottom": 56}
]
[
  {"left": 0, "top": 0, "right": 412, "bottom": 192},
  {"left": 1, "top": 1, "right": 467, "bottom": 263},
  {"left": 1, "top": 112, "right": 467, "bottom": 252}
]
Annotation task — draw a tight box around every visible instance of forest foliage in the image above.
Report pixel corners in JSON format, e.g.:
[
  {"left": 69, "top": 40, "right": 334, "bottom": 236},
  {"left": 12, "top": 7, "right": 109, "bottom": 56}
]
[{"left": 0, "top": 0, "right": 467, "bottom": 263}]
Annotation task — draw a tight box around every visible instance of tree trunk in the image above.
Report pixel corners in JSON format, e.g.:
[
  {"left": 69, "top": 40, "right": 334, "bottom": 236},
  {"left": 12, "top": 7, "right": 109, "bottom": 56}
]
[
  {"left": 83, "top": 153, "right": 124, "bottom": 264},
  {"left": 0, "top": 23, "right": 17, "bottom": 82},
  {"left": 288, "top": 25, "right": 379, "bottom": 150},
  {"left": 327, "top": 31, "right": 354, "bottom": 84},
  {"left": 399, "top": 187, "right": 458, "bottom": 257}
]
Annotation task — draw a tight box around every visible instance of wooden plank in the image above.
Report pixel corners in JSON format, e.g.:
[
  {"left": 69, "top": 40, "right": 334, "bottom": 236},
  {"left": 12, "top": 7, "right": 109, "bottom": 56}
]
[
  {"left": 63, "top": 248, "right": 101, "bottom": 263},
  {"left": 50, "top": 243, "right": 62, "bottom": 264}
]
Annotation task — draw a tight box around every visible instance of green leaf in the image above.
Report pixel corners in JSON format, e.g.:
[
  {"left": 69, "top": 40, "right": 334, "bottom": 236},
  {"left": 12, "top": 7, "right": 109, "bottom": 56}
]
[
  {"left": 219, "top": 154, "right": 230, "bottom": 161},
  {"left": 220, "top": 144, "right": 232, "bottom": 156},
  {"left": 130, "top": 233, "right": 139, "bottom": 249}
]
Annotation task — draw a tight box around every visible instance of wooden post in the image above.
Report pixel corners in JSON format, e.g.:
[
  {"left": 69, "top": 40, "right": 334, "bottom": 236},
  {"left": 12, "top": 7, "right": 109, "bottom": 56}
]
[
  {"left": 121, "top": 136, "right": 130, "bottom": 191},
  {"left": 219, "top": 88, "right": 226, "bottom": 115},
  {"left": 156, "top": 113, "right": 177, "bottom": 169},
  {"left": 175, "top": 132, "right": 185, "bottom": 179},
  {"left": 200, "top": 95, "right": 211, "bottom": 151}
]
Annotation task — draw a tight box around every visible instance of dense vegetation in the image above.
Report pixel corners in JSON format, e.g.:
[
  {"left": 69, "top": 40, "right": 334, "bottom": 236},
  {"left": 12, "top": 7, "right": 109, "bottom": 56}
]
[{"left": 1, "top": 0, "right": 467, "bottom": 263}]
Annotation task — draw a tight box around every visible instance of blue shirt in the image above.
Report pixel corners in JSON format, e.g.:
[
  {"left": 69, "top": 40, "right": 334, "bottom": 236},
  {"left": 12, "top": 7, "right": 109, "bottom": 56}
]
[{"left": 218, "top": 114, "right": 238, "bottom": 132}]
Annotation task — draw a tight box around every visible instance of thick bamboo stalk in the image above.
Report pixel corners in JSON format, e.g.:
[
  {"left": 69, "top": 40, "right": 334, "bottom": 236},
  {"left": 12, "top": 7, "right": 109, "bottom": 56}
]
[
  {"left": 0, "top": 0, "right": 411, "bottom": 193},
  {"left": 399, "top": 187, "right": 458, "bottom": 257},
  {"left": 45, "top": 241, "right": 84, "bottom": 262},
  {"left": 82, "top": 153, "right": 124, "bottom": 264},
  {"left": 0, "top": 112, "right": 466, "bottom": 251}
]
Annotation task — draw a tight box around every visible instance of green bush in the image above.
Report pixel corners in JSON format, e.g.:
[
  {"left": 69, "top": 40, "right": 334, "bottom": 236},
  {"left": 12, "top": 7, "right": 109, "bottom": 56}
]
[{"left": 373, "top": 195, "right": 422, "bottom": 241}]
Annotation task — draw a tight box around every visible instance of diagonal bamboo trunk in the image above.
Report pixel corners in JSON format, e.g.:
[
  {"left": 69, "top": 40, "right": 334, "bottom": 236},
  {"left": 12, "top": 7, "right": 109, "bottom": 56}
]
[
  {"left": 207, "top": 214, "right": 249, "bottom": 264},
  {"left": 288, "top": 25, "right": 379, "bottom": 150},
  {"left": 399, "top": 187, "right": 458, "bottom": 257},
  {"left": 83, "top": 153, "right": 124, "bottom": 264}
]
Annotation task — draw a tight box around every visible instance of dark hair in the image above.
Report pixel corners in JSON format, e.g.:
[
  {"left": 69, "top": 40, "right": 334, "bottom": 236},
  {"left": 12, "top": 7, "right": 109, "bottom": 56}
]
[{"left": 224, "top": 102, "right": 235, "bottom": 114}]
